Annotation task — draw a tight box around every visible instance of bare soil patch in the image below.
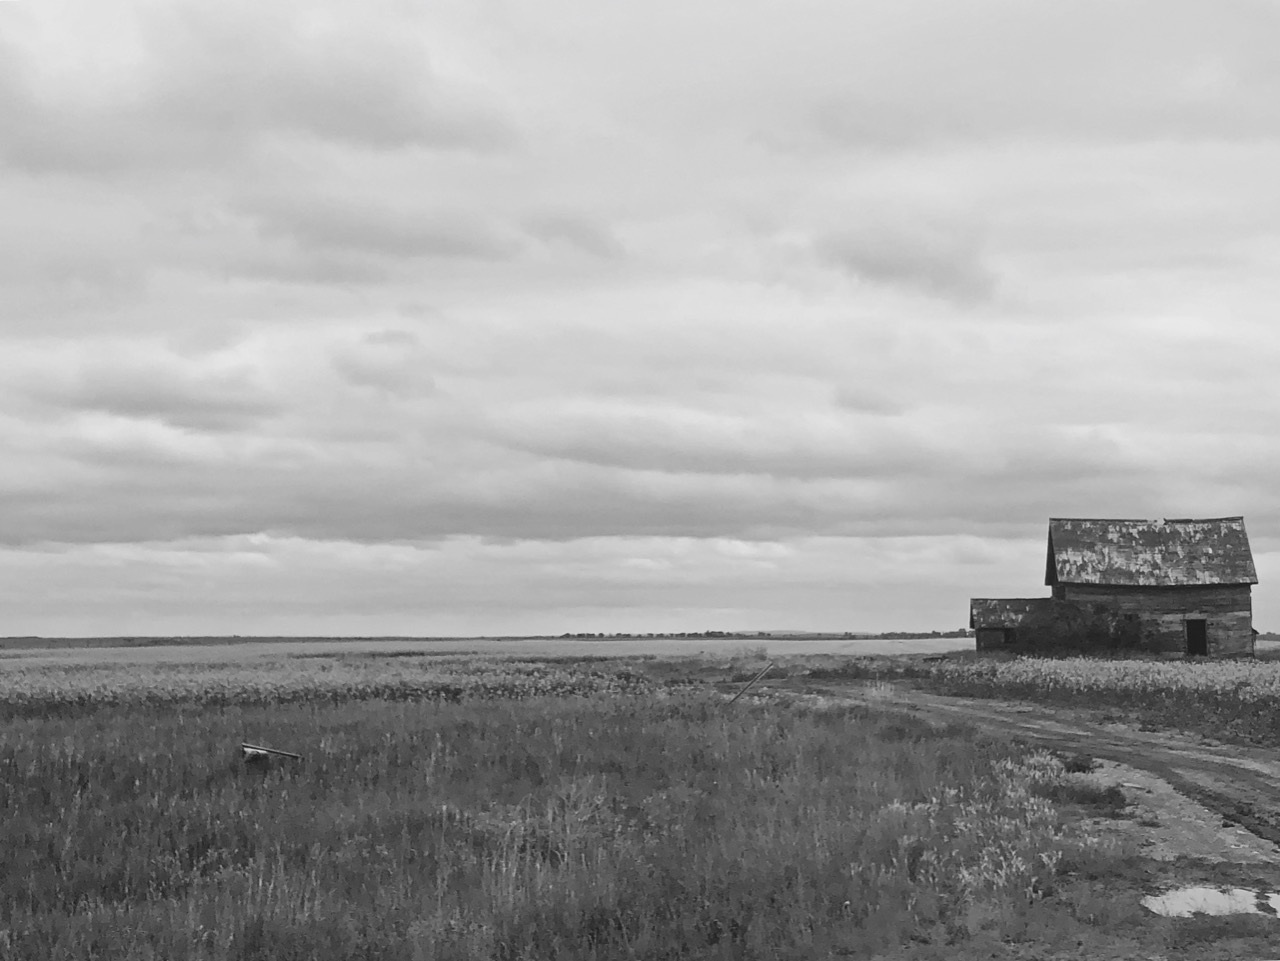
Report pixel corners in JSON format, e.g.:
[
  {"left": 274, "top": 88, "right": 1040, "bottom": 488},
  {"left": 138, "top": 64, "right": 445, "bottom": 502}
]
[{"left": 1065, "top": 758, "right": 1280, "bottom": 864}]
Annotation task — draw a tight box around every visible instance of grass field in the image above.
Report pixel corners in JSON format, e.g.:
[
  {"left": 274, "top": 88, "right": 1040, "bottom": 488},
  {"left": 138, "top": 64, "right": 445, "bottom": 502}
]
[
  {"left": 0, "top": 656, "right": 659, "bottom": 718},
  {"left": 4, "top": 650, "right": 1276, "bottom": 959},
  {"left": 786, "top": 651, "right": 1280, "bottom": 747},
  {"left": 0, "top": 635, "right": 970, "bottom": 667}
]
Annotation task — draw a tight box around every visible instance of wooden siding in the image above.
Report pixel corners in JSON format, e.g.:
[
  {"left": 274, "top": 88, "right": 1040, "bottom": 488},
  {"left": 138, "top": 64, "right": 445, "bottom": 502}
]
[
  {"left": 975, "top": 627, "right": 1013, "bottom": 650},
  {"left": 1057, "top": 584, "right": 1253, "bottom": 656},
  {"left": 970, "top": 598, "right": 1039, "bottom": 629}
]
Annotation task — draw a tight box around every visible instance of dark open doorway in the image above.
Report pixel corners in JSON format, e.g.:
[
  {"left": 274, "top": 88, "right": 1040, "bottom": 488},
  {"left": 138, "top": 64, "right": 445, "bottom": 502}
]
[{"left": 1186, "top": 619, "right": 1208, "bottom": 657}]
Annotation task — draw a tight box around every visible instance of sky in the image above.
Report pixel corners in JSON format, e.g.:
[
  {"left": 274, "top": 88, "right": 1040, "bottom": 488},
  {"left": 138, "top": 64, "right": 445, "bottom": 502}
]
[{"left": 4, "top": 0, "right": 1280, "bottom": 637}]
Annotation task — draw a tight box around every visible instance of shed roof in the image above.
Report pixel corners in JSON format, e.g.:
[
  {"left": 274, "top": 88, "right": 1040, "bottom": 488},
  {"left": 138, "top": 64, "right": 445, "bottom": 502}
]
[
  {"left": 970, "top": 598, "right": 1040, "bottom": 629},
  {"left": 1045, "top": 517, "right": 1257, "bottom": 587}
]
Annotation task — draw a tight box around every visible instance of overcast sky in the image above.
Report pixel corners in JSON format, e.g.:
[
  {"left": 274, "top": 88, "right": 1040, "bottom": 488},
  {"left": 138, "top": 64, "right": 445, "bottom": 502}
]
[{"left": 4, "top": 1, "right": 1280, "bottom": 637}]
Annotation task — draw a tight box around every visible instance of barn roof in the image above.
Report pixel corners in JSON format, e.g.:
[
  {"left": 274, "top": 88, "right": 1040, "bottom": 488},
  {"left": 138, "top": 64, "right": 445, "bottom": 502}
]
[
  {"left": 969, "top": 598, "right": 1039, "bottom": 629},
  {"left": 1045, "top": 517, "right": 1257, "bottom": 587}
]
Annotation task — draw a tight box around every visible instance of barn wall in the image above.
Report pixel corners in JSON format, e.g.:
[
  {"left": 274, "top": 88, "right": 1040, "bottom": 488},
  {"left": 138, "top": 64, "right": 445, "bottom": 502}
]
[
  {"left": 1058, "top": 584, "right": 1253, "bottom": 656},
  {"left": 975, "top": 628, "right": 1011, "bottom": 650}
]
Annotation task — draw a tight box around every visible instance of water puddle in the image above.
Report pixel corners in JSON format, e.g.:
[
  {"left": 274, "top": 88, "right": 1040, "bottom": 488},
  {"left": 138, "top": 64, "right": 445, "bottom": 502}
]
[{"left": 1142, "top": 885, "right": 1280, "bottom": 918}]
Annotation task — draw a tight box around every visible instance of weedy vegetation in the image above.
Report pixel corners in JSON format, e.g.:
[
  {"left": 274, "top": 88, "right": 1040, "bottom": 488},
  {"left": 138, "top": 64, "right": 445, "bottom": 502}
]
[
  {"left": 782, "top": 652, "right": 1280, "bottom": 747},
  {"left": 0, "top": 651, "right": 1267, "bottom": 959},
  {"left": 0, "top": 657, "right": 656, "bottom": 718}
]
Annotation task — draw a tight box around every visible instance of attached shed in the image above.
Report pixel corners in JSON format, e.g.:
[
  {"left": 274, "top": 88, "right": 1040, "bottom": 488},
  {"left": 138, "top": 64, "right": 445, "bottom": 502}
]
[
  {"left": 970, "top": 598, "right": 1040, "bottom": 650},
  {"left": 1045, "top": 517, "right": 1257, "bottom": 657}
]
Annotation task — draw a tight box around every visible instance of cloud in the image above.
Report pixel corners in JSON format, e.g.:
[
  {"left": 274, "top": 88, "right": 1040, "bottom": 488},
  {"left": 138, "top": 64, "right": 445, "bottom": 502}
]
[
  {"left": 0, "top": 1, "right": 515, "bottom": 175},
  {"left": 815, "top": 218, "right": 996, "bottom": 303},
  {"left": 796, "top": 2, "right": 1280, "bottom": 151},
  {"left": 485, "top": 399, "right": 943, "bottom": 481},
  {"left": 144, "top": 4, "right": 515, "bottom": 153},
  {"left": 24, "top": 354, "right": 281, "bottom": 432},
  {"left": 245, "top": 194, "right": 521, "bottom": 262},
  {"left": 332, "top": 330, "right": 436, "bottom": 397},
  {"left": 833, "top": 387, "right": 907, "bottom": 417},
  {"left": 525, "top": 213, "right": 626, "bottom": 259},
  {"left": 4, "top": 0, "right": 1280, "bottom": 635},
  {"left": 0, "top": 532, "right": 1034, "bottom": 635}
]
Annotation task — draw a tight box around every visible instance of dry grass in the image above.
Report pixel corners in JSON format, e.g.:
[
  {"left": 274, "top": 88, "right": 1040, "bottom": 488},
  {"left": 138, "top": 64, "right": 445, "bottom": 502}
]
[
  {"left": 0, "top": 666, "right": 1112, "bottom": 960},
  {"left": 11, "top": 652, "right": 1278, "bottom": 959},
  {"left": 742, "top": 651, "right": 1280, "bottom": 747},
  {"left": 0, "top": 656, "right": 660, "bottom": 718}
]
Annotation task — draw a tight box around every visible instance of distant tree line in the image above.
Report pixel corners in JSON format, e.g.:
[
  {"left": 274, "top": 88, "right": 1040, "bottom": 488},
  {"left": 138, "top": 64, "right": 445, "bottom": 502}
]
[
  {"left": 559, "top": 629, "right": 974, "bottom": 639},
  {"left": 862, "top": 629, "right": 972, "bottom": 639},
  {"left": 559, "top": 631, "right": 749, "bottom": 639}
]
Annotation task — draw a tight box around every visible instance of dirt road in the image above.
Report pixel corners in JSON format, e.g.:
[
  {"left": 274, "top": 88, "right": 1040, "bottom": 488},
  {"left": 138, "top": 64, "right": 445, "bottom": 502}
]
[{"left": 805, "top": 681, "right": 1280, "bottom": 849}]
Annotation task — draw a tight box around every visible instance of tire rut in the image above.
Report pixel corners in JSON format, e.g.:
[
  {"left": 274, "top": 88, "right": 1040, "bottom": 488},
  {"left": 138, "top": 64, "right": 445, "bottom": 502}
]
[{"left": 808, "top": 684, "right": 1280, "bottom": 848}]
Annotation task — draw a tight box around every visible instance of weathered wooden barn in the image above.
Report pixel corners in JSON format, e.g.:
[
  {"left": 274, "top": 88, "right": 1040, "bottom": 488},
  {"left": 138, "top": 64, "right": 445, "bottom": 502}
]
[{"left": 971, "top": 517, "right": 1258, "bottom": 657}]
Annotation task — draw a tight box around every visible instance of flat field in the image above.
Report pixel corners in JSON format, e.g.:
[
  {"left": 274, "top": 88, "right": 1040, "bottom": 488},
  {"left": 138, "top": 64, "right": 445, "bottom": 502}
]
[
  {"left": 0, "top": 635, "right": 969, "bottom": 667},
  {"left": 3, "top": 649, "right": 1277, "bottom": 960},
  {"left": 790, "top": 644, "right": 1280, "bottom": 747}
]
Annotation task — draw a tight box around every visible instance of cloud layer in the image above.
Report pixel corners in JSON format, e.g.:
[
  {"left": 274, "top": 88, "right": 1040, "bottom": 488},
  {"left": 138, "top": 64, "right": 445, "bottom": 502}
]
[{"left": 5, "top": 0, "right": 1280, "bottom": 634}]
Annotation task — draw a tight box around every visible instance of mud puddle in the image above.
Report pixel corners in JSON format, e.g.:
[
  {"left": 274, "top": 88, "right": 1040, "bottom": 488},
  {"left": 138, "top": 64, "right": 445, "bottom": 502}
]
[{"left": 1141, "top": 885, "right": 1280, "bottom": 917}]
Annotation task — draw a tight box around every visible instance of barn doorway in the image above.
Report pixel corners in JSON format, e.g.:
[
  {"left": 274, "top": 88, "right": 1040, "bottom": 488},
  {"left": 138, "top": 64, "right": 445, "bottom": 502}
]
[{"left": 1185, "top": 619, "right": 1208, "bottom": 657}]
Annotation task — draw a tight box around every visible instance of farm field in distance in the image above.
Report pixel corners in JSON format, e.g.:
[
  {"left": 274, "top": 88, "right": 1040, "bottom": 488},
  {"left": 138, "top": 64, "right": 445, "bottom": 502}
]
[
  {"left": 6, "top": 645, "right": 1280, "bottom": 959},
  {"left": 0, "top": 634, "right": 971, "bottom": 666},
  {"left": 780, "top": 641, "right": 1280, "bottom": 748}
]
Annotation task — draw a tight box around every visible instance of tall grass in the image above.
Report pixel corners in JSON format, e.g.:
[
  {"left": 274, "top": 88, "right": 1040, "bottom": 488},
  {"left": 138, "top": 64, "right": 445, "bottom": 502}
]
[
  {"left": 821, "top": 655, "right": 1280, "bottom": 746},
  {"left": 0, "top": 657, "right": 659, "bottom": 718},
  {"left": 0, "top": 692, "right": 1088, "bottom": 959}
]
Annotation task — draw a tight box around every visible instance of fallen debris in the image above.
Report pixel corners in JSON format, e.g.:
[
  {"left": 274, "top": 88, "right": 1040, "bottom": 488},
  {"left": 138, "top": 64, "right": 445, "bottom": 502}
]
[
  {"left": 241, "top": 742, "right": 303, "bottom": 762},
  {"left": 727, "top": 662, "right": 773, "bottom": 705}
]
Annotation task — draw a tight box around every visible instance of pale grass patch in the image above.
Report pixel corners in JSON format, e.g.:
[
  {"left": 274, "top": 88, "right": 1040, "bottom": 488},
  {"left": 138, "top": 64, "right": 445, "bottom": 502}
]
[{"left": 861, "top": 680, "right": 895, "bottom": 700}]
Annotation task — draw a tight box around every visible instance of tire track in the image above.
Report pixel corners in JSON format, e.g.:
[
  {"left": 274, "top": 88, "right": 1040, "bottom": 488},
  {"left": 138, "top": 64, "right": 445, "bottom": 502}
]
[{"left": 805, "top": 683, "right": 1280, "bottom": 847}]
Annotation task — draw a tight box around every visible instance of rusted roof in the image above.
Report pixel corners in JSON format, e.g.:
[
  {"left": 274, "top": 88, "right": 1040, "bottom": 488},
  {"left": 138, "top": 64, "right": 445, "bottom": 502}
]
[
  {"left": 1045, "top": 517, "right": 1257, "bottom": 587},
  {"left": 970, "top": 598, "right": 1040, "bottom": 629}
]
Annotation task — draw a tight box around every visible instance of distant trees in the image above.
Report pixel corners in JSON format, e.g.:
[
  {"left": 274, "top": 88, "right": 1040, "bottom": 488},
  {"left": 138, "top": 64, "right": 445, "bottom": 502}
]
[
  {"left": 557, "top": 629, "right": 975, "bottom": 640},
  {"left": 558, "top": 630, "right": 745, "bottom": 639},
  {"left": 869, "top": 629, "right": 971, "bottom": 639}
]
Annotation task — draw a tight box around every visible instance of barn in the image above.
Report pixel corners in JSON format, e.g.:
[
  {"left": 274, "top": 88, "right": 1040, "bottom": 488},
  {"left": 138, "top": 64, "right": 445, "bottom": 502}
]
[{"left": 971, "top": 516, "right": 1258, "bottom": 657}]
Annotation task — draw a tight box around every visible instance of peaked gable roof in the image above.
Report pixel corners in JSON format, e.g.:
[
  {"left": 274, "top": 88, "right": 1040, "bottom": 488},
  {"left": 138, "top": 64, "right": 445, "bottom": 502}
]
[{"left": 1045, "top": 517, "right": 1257, "bottom": 587}]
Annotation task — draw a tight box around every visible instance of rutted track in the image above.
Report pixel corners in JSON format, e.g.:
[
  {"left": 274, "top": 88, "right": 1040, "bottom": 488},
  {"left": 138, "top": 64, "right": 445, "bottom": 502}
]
[{"left": 804, "top": 682, "right": 1280, "bottom": 848}]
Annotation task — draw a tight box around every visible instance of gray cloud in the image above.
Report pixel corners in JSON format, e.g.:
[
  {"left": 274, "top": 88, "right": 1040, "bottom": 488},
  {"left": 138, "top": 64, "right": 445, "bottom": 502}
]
[
  {"left": 332, "top": 330, "right": 436, "bottom": 397},
  {"left": 6, "top": 0, "right": 1280, "bottom": 634},
  {"left": 144, "top": 4, "right": 516, "bottom": 153},
  {"left": 7, "top": 427, "right": 1276, "bottom": 549},
  {"left": 486, "top": 403, "right": 940, "bottom": 481},
  {"left": 246, "top": 194, "right": 522, "bottom": 262},
  {"left": 815, "top": 220, "right": 996, "bottom": 303},
  {"left": 525, "top": 213, "right": 626, "bottom": 259},
  {"left": 26, "top": 359, "right": 281, "bottom": 432},
  {"left": 0, "top": 3, "right": 514, "bottom": 175},
  {"left": 833, "top": 387, "right": 908, "bottom": 417}
]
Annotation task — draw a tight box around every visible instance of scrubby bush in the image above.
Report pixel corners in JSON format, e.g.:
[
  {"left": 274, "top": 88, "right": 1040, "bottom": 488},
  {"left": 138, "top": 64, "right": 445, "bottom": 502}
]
[{"left": 1015, "top": 599, "right": 1141, "bottom": 654}]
